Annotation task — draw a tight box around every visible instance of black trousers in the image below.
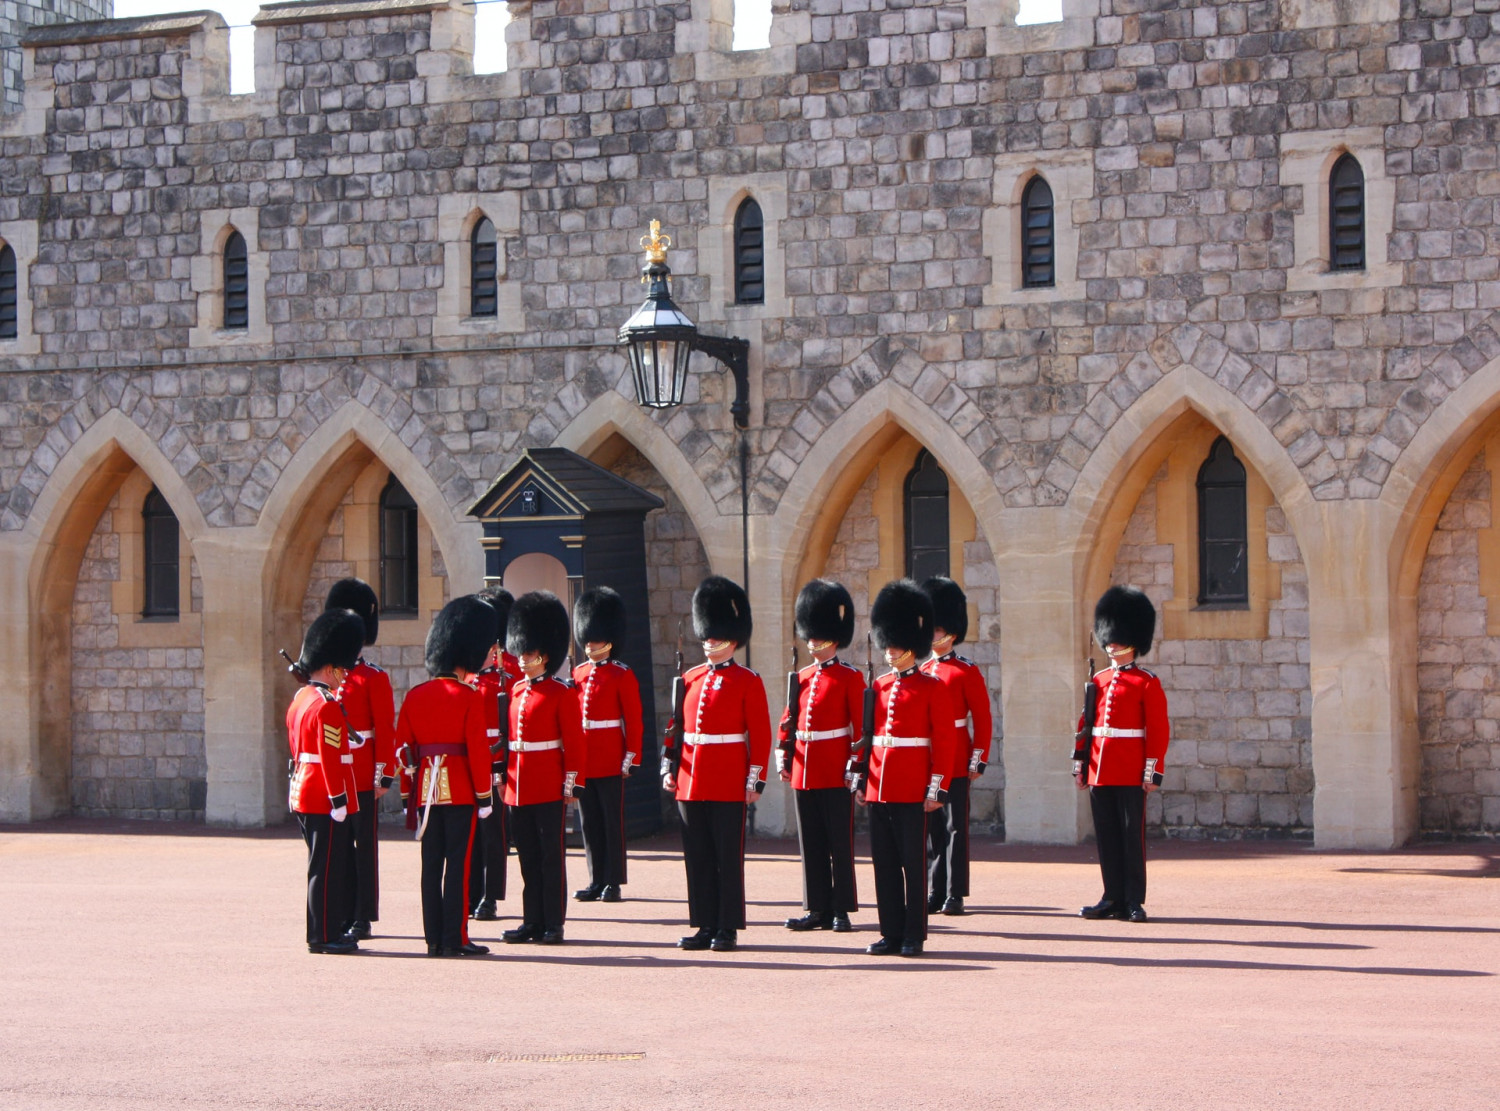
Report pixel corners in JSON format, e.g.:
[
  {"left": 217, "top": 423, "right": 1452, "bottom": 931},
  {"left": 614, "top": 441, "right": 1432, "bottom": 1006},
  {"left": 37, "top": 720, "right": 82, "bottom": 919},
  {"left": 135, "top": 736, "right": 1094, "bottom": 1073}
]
[
  {"left": 467, "top": 794, "right": 508, "bottom": 907},
  {"left": 344, "top": 788, "right": 379, "bottom": 925},
  {"left": 298, "top": 812, "right": 352, "bottom": 946},
  {"left": 510, "top": 800, "right": 567, "bottom": 930},
  {"left": 869, "top": 801, "right": 928, "bottom": 945},
  {"left": 927, "top": 775, "right": 971, "bottom": 901},
  {"left": 577, "top": 774, "right": 628, "bottom": 888},
  {"left": 678, "top": 799, "right": 747, "bottom": 932},
  {"left": 794, "top": 786, "right": 857, "bottom": 914},
  {"left": 1090, "top": 785, "right": 1148, "bottom": 905},
  {"left": 420, "top": 804, "right": 476, "bottom": 949}
]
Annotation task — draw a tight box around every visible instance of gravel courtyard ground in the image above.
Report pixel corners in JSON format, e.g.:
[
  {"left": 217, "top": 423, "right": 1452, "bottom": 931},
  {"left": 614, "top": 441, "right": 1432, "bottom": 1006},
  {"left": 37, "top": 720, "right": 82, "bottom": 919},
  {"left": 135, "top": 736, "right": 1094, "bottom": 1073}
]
[{"left": 1, "top": 819, "right": 1495, "bottom": 1111}]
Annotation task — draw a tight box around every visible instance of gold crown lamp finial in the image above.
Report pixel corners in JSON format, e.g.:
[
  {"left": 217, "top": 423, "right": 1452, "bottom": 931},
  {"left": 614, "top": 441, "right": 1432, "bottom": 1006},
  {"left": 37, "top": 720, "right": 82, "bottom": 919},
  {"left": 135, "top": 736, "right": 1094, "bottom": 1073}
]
[{"left": 640, "top": 219, "right": 671, "bottom": 268}]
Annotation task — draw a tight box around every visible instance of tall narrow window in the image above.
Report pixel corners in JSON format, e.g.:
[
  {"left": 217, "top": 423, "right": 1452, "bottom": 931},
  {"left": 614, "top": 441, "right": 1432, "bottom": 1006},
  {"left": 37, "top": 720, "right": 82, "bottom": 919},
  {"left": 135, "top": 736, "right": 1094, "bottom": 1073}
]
[
  {"left": 733, "top": 198, "right": 765, "bottom": 305},
  {"left": 223, "top": 230, "right": 249, "bottom": 329},
  {"left": 904, "top": 449, "right": 950, "bottom": 582},
  {"left": 1196, "top": 437, "right": 1249, "bottom": 606},
  {"left": 1020, "top": 175, "right": 1055, "bottom": 289},
  {"left": 142, "top": 487, "right": 181, "bottom": 618},
  {"left": 471, "top": 217, "right": 498, "bottom": 318},
  {"left": 0, "top": 243, "right": 17, "bottom": 340},
  {"left": 1329, "top": 153, "right": 1365, "bottom": 272},
  {"left": 379, "top": 475, "right": 420, "bottom": 615}
]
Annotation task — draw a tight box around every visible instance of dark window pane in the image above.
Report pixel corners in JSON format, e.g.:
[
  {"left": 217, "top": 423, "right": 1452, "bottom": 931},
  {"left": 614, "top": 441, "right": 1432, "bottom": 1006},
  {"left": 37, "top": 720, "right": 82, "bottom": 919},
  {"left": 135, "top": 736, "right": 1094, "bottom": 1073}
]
[
  {"left": 223, "top": 231, "right": 249, "bottom": 329},
  {"left": 1020, "top": 176, "right": 1055, "bottom": 289},
  {"left": 142, "top": 487, "right": 180, "bottom": 617},
  {"left": 1196, "top": 437, "right": 1249, "bottom": 605},
  {"left": 1329, "top": 153, "right": 1365, "bottom": 272},
  {"left": 734, "top": 198, "right": 765, "bottom": 305},
  {"left": 0, "top": 243, "right": 17, "bottom": 340},
  {"left": 904, "top": 449, "right": 950, "bottom": 580},
  {"left": 379, "top": 476, "right": 420, "bottom": 613},
  {"left": 471, "top": 218, "right": 498, "bottom": 318}
]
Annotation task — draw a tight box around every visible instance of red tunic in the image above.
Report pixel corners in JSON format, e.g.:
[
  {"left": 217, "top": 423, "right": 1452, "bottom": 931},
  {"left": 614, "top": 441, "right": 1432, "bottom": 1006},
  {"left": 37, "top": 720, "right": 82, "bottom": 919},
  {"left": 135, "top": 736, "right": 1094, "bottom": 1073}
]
[
  {"left": 475, "top": 651, "right": 520, "bottom": 779},
  {"left": 777, "top": 658, "right": 865, "bottom": 791},
  {"left": 673, "top": 661, "right": 773, "bottom": 802},
  {"left": 920, "top": 652, "right": 994, "bottom": 778},
  {"left": 503, "top": 675, "right": 586, "bottom": 807},
  {"left": 1080, "top": 663, "right": 1170, "bottom": 787},
  {"left": 864, "top": 667, "right": 959, "bottom": 805},
  {"left": 338, "top": 658, "right": 396, "bottom": 791},
  {"left": 395, "top": 677, "right": 493, "bottom": 808},
  {"left": 286, "top": 683, "right": 359, "bottom": 815},
  {"left": 571, "top": 658, "right": 645, "bottom": 778}
]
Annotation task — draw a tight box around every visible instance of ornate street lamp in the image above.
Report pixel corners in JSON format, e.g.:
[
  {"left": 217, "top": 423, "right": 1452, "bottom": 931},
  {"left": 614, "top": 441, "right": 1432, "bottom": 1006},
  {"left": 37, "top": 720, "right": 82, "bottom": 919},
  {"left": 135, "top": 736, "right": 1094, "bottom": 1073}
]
[{"left": 618, "top": 221, "right": 750, "bottom": 428}]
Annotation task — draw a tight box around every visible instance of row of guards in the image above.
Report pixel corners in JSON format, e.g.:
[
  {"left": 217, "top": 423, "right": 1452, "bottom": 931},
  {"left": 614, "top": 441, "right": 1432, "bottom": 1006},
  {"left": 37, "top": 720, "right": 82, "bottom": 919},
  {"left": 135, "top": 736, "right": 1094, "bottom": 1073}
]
[{"left": 284, "top": 571, "right": 1169, "bottom": 957}]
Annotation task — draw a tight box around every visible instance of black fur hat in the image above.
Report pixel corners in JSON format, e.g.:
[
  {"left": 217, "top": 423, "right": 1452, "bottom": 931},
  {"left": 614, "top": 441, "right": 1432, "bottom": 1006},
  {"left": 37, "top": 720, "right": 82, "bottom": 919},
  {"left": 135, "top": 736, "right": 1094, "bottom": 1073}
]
[
  {"left": 298, "top": 609, "right": 366, "bottom": 674},
  {"left": 921, "top": 576, "right": 968, "bottom": 646},
  {"left": 692, "top": 575, "right": 752, "bottom": 645},
  {"left": 506, "top": 591, "right": 572, "bottom": 676},
  {"left": 794, "top": 579, "right": 855, "bottom": 649},
  {"left": 477, "top": 585, "right": 514, "bottom": 645},
  {"left": 870, "top": 579, "right": 934, "bottom": 660},
  {"left": 425, "top": 595, "right": 497, "bottom": 677},
  {"left": 1093, "top": 584, "right": 1156, "bottom": 657},
  {"left": 325, "top": 577, "right": 379, "bottom": 646},
  {"left": 574, "top": 586, "right": 627, "bottom": 654}
]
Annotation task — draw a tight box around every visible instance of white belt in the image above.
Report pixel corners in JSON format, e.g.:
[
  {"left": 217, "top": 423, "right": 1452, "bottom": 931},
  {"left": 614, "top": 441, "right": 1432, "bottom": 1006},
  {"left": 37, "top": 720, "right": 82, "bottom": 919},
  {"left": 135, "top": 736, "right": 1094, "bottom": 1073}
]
[
  {"left": 486, "top": 728, "right": 500, "bottom": 738},
  {"left": 873, "top": 735, "right": 930, "bottom": 749},
  {"left": 796, "top": 727, "right": 852, "bottom": 742},
  {"left": 298, "top": 753, "right": 354, "bottom": 764},
  {"left": 685, "top": 732, "right": 748, "bottom": 745},
  {"left": 954, "top": 719, "right": 968, "bottom": 729},
  {"left": 355, "top": 730, "right": 373, "bottom": 741},
  {"left": 511, "top": 740, "right": 561, "bottom": 753},
  {"left": 584, "top": 718, "right": 623, "bottom": 730},
  {"left": 1093, "top": 727, "right": 1145, "bottom": 738}
]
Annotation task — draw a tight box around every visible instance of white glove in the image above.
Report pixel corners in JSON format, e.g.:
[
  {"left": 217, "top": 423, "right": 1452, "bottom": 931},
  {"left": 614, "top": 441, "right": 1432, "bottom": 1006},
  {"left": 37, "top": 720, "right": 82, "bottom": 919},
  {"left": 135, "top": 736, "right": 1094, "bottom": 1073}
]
[
  {"left": 478, "top": 805, "right": 494, "bottom": 820},
  {"left": 330, "top": 806, "right": 347, "bottom": 823}
]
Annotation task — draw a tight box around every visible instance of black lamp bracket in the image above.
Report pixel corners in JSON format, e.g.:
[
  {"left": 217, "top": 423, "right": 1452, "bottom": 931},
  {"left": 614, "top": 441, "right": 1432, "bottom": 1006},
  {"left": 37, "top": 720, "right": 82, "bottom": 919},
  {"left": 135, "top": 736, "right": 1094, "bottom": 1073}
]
[{"left": 690, "top": 333, "right": 750, "bottom": 429}]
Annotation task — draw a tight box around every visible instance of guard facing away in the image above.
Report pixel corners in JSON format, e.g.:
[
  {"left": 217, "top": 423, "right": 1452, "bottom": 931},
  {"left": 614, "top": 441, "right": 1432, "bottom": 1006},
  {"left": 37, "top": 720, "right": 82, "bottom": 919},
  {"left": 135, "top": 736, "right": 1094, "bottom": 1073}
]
[
  {"left": 571, "top": 587, "right": 644, "bottom": 904},
  {"left": 919, "top": 576, "right": 994, "bottom": 918},
  {"left": 396, "top": 596, "right": 495, "bottom": 957},
  {"left": 469, "top": 586, "right": 518, "bottom": 923},
  {"left": 778, "top": 579, "right": 863, "bottom": 933},
  {"left": 856, "top": 580, "right": 959, "bottom": 958},
  {"left": 323, "top": 578, "right": 395, "bottom": 941},
  {"left": 661, "top": 576, "right": 772, "bottom": 954},
  {"left": 502, "top": 591, "right": 584, "bottom": 945},
  {"left": 285, "top": 608, "right": 366, "bottom": 954},
  {"left": 1075, "top": 585, "right": 1170, "bottom": 924}
]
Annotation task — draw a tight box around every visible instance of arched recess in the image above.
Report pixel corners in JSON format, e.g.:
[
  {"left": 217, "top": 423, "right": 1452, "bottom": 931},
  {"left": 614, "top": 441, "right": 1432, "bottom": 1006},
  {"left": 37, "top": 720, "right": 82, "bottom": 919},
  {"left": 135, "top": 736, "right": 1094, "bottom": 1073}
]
[{"left": 12, "top": 411, "right": 210, "bottom": 819}]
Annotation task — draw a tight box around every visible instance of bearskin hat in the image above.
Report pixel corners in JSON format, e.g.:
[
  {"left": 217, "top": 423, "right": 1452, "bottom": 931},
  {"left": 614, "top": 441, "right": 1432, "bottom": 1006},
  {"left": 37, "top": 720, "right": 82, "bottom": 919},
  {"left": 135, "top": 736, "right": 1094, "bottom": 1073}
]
[
  {"left": 477, "top": 585, "right": 514, "bottom": 645},
  {"left": 325, "top": 577, "right": 379, "bottom": 646},
  {"left": 1093, "top": 584, "right": 1156, "bottom": 657},
  {"left": 794, "top": 579, "right": 856, "bottom": 649},
  {"left": 921, "top": 576, "right": 968, "bottom": 645},
  {"left": 692, "top": 575, "right": 752, "bottom": 645},
  {"left": 298, "top": 609, "right": 366, "bottom": 674},
  {"left": 870, "top": 579, "right": 934, "bottom": 660},
  {"left": 506, "top": 591, "right": 572, "bottom": 676},
  {"left": 425, "top": 595, "right": 498, "bottom": 677},
  {"left": 573, "top": 586, "right": 627, "bottom": 655}
]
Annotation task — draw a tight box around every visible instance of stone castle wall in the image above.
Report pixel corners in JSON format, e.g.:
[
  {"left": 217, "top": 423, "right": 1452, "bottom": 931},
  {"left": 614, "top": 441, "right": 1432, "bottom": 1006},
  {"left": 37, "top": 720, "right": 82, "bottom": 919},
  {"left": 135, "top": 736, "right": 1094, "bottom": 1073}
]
[{"left": 0, "top": 0, "right": 110, "bottom": 112}]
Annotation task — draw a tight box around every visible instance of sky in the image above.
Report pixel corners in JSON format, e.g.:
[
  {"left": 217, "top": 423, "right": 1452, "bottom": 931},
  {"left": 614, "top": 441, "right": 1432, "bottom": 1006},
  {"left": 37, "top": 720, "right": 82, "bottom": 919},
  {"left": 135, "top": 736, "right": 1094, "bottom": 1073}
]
[{"left": 112, "top": 0, "right": 1063, "bottom": 96}]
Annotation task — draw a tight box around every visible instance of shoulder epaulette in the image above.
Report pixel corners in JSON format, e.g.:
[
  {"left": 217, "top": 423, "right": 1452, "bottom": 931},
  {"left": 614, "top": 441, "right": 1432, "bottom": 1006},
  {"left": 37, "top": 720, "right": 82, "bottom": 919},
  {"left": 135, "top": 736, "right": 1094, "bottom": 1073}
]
[
  {"left": 1136, "top": 666, "right": 1158, "bottom": 679},
  {"left": 956, "top": 653, "right": 976, "bottom": 666},
  {"left": 316, "top": 686, "right": 338, "bottom": 702}
]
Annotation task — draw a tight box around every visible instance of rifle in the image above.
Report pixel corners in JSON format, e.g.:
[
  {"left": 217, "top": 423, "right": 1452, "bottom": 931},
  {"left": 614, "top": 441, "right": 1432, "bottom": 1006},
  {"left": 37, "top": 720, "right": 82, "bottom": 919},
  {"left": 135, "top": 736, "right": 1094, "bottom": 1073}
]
[
  {"left": 845, "top": 633, "right": 877, "bottom": 796},
  {"left": 278, "top": 648, "right": 309, "bottom": 685},
  {"left": 1071, "top": 656, "right": 1097, "bottom": 776},
  {"left": 777, "top": 644, "right": 799, "bottom": 778},
  {"left": 660, "top": 621, "right": 687, "bottom": 789}
]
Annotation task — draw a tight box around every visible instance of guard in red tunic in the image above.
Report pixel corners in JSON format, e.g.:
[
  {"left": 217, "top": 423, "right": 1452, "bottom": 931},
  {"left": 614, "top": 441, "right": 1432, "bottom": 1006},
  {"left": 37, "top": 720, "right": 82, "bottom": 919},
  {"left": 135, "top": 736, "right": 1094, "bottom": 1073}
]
[
  {"left": 1076, "top": 585, "right": 1170, "bottom": 924},
  {"left": 779, "top": 579, "right": 863, "bottom": 933},
  {"left": 396, "top": 596, "right": 495, "bottom": 957},
  {"left": 469, "top": 586, "right": 517, "bottom": 922},
  {"left": 571, "top": 587, "right": 644, "bottom": 904},
  {"left": 859, "top": 580, "right": 959, "bottom": 958},
  {"left": 285, "top": 609, "right": 366, "bottom": 954},
  {"left": 324, "top": 578, "right": 395, "bottom": 941},
  {"left": 919, "top": 576, "right": 993, "bottom": 918},
  {"left": 501, "top": 591, "right": 584, "bottom": 945},
  {"left": 662, "top": 576, "right": 772, "bottom": 954}
]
